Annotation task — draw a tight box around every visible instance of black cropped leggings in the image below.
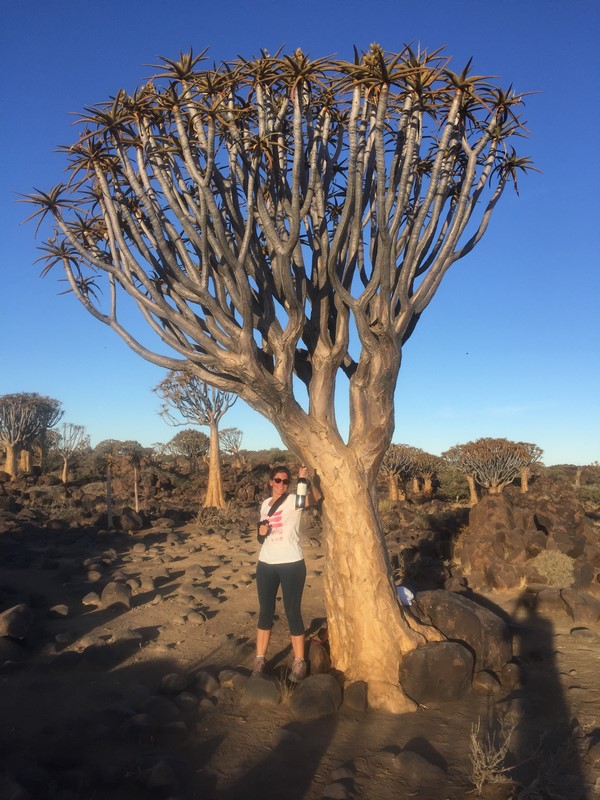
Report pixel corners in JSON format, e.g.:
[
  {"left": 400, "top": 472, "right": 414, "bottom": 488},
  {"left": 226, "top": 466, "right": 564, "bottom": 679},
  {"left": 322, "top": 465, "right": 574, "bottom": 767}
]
[{"left": 256, "top": 559, "right": 306, "bottom": 636}]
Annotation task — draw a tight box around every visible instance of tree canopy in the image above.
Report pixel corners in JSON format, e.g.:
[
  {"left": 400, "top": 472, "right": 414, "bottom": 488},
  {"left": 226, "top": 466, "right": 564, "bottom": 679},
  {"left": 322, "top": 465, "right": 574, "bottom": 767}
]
[{"left": 25, "top": 43, "right": 533, "bottom": 467}]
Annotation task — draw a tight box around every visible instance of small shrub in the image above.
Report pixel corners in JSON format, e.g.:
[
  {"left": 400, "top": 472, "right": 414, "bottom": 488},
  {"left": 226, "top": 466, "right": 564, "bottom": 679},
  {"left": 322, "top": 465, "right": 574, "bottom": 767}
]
[
  {"left": 529, "top": 550, "right": 574, "bottom": 588},
  {"left": 378, "top": 498, "right": 394, "bottom": 514},
  {"left": 470, "top": 717, "right": 517, "bottom": 794},
  {"left": 578, "top": 484, "right": 600, "bottom": 507}
]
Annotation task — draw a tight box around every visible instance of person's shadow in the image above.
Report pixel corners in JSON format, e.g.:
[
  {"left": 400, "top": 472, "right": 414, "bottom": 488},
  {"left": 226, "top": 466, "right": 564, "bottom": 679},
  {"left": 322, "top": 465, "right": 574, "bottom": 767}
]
[{"left": 508, "top": 590, "right": 589, "bottom": 799}]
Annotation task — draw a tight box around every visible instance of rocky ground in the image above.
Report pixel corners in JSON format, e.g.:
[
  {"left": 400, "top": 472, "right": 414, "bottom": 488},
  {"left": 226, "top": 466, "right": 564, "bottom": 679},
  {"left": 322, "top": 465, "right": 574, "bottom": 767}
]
[{"left": 1, "top": 505, "right": 600, "bottom": 799}]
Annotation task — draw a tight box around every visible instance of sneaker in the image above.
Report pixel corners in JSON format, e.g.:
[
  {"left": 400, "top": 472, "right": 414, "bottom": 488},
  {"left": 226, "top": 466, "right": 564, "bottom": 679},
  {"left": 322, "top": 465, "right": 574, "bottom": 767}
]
[
  {"left": 252, "top": 656, "right": 266, "bottom": 676},
  {"left": 289, "top": 658, "right": 307, "bottom": 683}
]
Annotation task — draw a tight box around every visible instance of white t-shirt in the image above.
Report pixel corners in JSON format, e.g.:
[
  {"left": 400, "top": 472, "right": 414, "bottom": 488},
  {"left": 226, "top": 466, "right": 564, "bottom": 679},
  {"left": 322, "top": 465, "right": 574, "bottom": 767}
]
[{"left": 258, "top": 493, "right": 304, "bottom": 564}]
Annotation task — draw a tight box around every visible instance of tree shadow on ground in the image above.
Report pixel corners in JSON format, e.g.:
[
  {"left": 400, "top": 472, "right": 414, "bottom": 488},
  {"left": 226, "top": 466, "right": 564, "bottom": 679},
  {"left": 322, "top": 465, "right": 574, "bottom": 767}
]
[
  {"left": 217, "top": 714, "right": 339, "bottom": 800},
  {"left": 506, "top": 589, "right": 589, "bottom": 799}
]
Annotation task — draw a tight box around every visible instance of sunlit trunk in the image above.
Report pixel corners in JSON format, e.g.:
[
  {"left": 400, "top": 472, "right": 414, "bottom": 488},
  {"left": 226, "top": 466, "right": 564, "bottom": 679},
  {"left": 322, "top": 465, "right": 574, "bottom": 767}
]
[
  {"left": 412, "top": 476, "right": 420, "bottom": 494},
  {"left": 61, "top": 457, "right": 69, "bottom": 484},
  {"left": 423, "top": 474, "right": 434, "bottom": 495},
  {"left": 20, "top": 449, "right": 32, "bottom": 473},
  {"left": 4, "top": 445, "right": 18, "bottom": 479},
  {"left": 387, "top": 473, "right": 399, "bottom": 502},
  {"left": 204, "top": 420, "right": 225, "bottom": 508},
  {"left": 467, "top": 474, "right": 479, "bottom": 506},
  {"left": 520, "top": 466, "right": 530, "bottom": 493},
  {"left": 318, "top": 460, "right": 442, "bottom": 712}
]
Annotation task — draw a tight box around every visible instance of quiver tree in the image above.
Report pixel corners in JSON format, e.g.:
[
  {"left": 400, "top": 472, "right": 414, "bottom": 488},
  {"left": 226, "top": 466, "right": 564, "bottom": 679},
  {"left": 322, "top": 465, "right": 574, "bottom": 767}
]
[
  {"left": 517, "top": 442, "right": 543, "bottom": 493},
  {"left": 219, "top": 427, "right": 245, "bottom": 473},
  {"left": 413, "top": 450, "right": 441, "bottom": 496},
  {"left": 0, "top": 393, "right": 63, "bottom": 478},
  {"left": 25, "top": 44, "right": 533, "bottom": 711},
  {"left": 380, "top": 443, "right": 420, "bottom": 501},
  {"left": 443, "top": 437, "right": 543, "bottom": 503},
  {"left": 55, "top": 423, "right": 90, "bottom": 483},
  {"left": 166, "top": 428, "right": 210, "bottom": 472},
  {"left": 120, "top": 440, "right": 149, "bottom": 512},
  {"left": 155, "top": 371, "right": 236, "bottom": 508}
]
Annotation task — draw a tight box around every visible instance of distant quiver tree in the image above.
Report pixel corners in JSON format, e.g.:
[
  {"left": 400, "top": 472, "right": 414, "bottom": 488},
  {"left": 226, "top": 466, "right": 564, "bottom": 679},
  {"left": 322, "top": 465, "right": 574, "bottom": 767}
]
[
  {"left": 55, "top": 422, "right": 90, "bottom": 483},
  {"left": 166, "top": 428, "right": 210, "bottom": 473},
  {"left": 25, "top": 44, "right": 533, "bottom": 711},
  {"left": 155, "top": 370, "right": 236, "bottom": 508},
  {"left": 0, "top": 393, "right": 63, "bottom": 478},
  {"left": 443, "top": 437, "right": 543, "bottom": 504}
]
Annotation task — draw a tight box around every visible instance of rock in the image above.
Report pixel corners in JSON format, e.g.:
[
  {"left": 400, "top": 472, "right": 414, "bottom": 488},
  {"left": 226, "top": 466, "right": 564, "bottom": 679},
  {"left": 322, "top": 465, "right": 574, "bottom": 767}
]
[
  {"left": 81, "top": 592, "right": 100, "bottom": 606},
  {"left": 186, "top": 610, "right": 207, "bottom": 625},
  {"left": 415, "top": 589, "right": 512, "bottom": 672},
  {"left": 174, "top": 691, "right": 199, "bottom": 713},
  {"left": 100, "top": 582, "right": 131, "bottom": 609},
  {"left": 160, "top": 673, "right": 190, "bottom": 694},
  {"left": 0, "top": 604, "right": 34, "bottom": 639},
  {"left": 0, "top": 637, "right": 27, "bottom": 663},
  {"left": 400, "top": 641, "right": 473, "bottom": 704},
  {"left": 500, "top": 661, "right": 521, "bottom": 690},
  {"left": 242, "top": 675, "right": 281, "bottom": 706},
  {"left": 48, "top": 604, "right": 69, "bottom": 618},
  {"left": 342, "top": 681, "right": 368, "bottom": 712},
  {"left": 140, "top": 695, "right": 182, "bottom": 725},
  {"left": 560, "top": 589, "right": 600, "bottom": 625},
  {"left": 472, "top": 670, "right": 503, "bottom": 696},
  {"left": 308, "top": 638, "right": 331, "bottom": 674},
  {"left": 289, "top": 674, "right": 343, "bottom": 720},
  {"left": 321, "top": 781, "right": 350, "bottom": 799},
  {"left": 118, "top": 507, "right": 144, "bottom": 532},
  {"left": 139, "top": 759, "right": 178, "bottom": 790},
  {"left": 193, "top": 670, "right": 219, "bottom": 695},
  {"left": 395, "top": 750, "right": 446, "bottom": 790}
]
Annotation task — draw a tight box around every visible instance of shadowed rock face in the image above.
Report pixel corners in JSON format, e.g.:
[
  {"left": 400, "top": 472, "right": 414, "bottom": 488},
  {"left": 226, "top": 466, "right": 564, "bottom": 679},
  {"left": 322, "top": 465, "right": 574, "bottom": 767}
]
[
  {"left": 415, "top": 589, "right": 512, "bottom": 673},
  {"left": 399, "top": 641, "right": 474, "bottom": 704},
  {"left": 454, "top": 493, "right": 599, "bottom": 592}
]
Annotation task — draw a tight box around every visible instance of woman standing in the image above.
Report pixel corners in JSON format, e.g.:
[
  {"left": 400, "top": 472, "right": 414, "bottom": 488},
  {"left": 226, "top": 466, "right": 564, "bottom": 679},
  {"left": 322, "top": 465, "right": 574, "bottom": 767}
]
[{"left": 253, "top": 464, "right": 320, "bottom": 682}]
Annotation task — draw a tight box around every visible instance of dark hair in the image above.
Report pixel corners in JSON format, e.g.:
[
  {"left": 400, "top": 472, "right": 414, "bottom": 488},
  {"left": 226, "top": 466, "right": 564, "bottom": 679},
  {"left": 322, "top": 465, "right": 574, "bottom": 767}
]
[{"left": 269, "top": 465, "right": 292, "bottom": 481}]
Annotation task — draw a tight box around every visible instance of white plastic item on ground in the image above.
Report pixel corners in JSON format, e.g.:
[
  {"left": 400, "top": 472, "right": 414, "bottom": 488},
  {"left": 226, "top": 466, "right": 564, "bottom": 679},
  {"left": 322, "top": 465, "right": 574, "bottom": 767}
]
[{"left": 396, "top": 585, "right": 414, "bottom": 606}]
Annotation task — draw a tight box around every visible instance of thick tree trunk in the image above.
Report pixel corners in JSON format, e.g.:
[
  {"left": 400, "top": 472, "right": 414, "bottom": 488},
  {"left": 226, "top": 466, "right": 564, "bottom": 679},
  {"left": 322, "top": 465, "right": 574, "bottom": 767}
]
[
  {"left": 423, "top": 474, "right": 434, "bottom": 496},
  {"left": 3, "top": 444, "right": 18, "bottom": 478},
  {"left": 387, "top": 473, "right": 399, "bottom": 502},
  {"left": 204, "top": 421, "right": 225, "bottom": 508},
  {"left": 467, "top": 474, "right": 479, "bottom": 506},
  {"left": 61, "top": 457, "right": 69, "bottom": 484},
  {"left": 316, "top": 459, "right": 442, "bottom": 713},
  {"left": 520, "top": 467, "right": 530, "bottom": 493},
  {"left": 412, "top": 476, "right": 421, "bottom": 494},
  {"left": 20, "top": 449, "right": 32, "bottom": 473}
]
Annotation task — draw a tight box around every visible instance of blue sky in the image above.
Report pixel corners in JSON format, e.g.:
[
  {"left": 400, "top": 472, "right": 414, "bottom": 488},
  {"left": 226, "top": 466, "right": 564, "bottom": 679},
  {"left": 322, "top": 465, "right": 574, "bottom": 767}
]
[{"left": 1, "top": 0, "right": 599, "bottom": 465}]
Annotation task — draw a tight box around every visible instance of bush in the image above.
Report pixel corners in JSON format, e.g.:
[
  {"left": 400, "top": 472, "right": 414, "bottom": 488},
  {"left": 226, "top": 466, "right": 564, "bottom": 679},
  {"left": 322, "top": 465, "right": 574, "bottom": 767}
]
[{"left": 529, "top": 550, "right": 574, "bottom": 588}]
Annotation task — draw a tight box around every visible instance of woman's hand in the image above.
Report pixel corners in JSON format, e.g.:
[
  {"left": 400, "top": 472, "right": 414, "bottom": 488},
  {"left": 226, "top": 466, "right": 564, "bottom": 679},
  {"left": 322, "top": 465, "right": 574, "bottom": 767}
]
[
  {"left": 298, "top": 464, "right": 308, "bottom": 480},
  {"left": 258, "top": 521, "right": 271, "bottom": 538}
]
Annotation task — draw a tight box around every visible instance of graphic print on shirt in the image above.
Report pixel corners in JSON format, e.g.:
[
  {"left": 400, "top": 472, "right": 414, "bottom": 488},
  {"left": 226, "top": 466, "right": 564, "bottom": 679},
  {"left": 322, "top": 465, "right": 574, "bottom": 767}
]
[{"left": 268, "top": 508, "right": 285, "bottom": 543}]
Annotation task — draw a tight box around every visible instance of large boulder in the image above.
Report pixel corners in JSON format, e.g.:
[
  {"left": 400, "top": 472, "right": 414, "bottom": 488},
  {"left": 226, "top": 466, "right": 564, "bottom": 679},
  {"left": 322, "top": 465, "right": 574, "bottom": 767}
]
[
  {"left": 399, "top": 641, "right": 473, "bottom": 704},
  {"left": 289, "top": 673, "right": 342, "bottom": 719},
  {"left": 0, "top": 604, "right": 34, "bottom": 639},
  {"left": 415, "top": 589, "right": 512, "bottom": 672}
]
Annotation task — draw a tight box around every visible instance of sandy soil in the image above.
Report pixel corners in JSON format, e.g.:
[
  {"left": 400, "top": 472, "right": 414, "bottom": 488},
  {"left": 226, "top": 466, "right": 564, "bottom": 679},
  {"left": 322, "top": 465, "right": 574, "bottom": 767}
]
[{"left": 1, "top": 511, "right": 599, "bottom": 800}]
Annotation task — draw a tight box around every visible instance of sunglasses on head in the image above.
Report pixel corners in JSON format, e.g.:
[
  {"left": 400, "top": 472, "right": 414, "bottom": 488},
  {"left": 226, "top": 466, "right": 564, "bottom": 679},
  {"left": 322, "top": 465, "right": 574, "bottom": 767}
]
[{"left": 272, "top": 477, "right": 290, "bottom": 484}]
